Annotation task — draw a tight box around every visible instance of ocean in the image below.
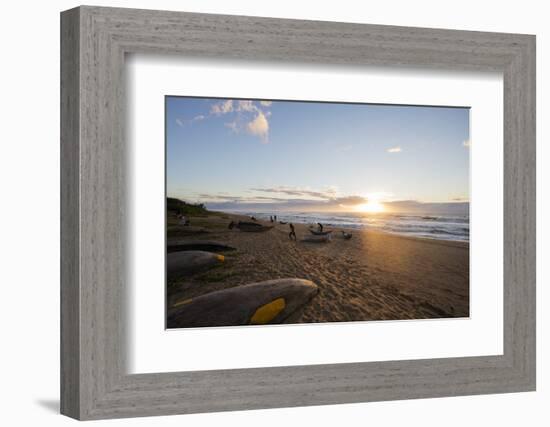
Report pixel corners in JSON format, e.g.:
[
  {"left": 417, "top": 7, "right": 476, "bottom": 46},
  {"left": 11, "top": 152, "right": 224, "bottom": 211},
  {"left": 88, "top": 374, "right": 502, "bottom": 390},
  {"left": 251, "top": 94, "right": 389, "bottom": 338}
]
[{"left": 230, "top": 211, "right": 470, "bottom": 242}]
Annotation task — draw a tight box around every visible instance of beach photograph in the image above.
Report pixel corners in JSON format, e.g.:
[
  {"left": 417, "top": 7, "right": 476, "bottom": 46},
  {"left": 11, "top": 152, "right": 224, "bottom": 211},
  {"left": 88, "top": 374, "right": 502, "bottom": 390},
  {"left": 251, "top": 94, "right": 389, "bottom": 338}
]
[{"left": 165, "top": 96, "right": 470, "bottom": 329}]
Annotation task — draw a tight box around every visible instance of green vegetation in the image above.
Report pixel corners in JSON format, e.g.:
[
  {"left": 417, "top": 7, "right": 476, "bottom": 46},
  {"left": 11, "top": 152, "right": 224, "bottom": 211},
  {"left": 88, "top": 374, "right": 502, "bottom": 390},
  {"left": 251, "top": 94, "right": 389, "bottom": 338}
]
[{"left": 167, "top": 197, "right": 210, "bottom": 216}]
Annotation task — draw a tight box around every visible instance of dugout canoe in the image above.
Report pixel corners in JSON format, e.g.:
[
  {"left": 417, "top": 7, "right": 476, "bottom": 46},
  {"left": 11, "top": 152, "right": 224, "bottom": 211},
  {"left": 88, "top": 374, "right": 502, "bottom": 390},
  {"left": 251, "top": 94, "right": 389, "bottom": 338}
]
[
  {"left": 167, "top": 241, "right": 236, "bottom": 253},
  {"left": 167, "top": 278, "right": 319, "bottom": 328},
  {"left": 166, "top": 250, "right": 224, "bottom": 277},
  {"left": 309, "top": 229, "right": 333, "bottom": 236}
]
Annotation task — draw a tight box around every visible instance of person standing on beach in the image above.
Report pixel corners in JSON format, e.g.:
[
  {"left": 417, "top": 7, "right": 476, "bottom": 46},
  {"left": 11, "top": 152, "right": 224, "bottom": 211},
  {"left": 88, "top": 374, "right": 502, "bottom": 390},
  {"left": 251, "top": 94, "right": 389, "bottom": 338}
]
[
  {"left": 289, "top": 223, "right": 296, "bottom": 241},
  {"left": 317, "top": 222, "right": 324, "bottom": 232}
]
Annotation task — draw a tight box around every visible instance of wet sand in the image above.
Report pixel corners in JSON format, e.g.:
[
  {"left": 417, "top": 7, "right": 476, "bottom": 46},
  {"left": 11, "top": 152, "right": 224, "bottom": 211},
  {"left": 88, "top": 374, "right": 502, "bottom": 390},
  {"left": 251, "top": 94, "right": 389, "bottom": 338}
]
[{"left": 167, "top": 212, "right": 469, "bottom": 324}]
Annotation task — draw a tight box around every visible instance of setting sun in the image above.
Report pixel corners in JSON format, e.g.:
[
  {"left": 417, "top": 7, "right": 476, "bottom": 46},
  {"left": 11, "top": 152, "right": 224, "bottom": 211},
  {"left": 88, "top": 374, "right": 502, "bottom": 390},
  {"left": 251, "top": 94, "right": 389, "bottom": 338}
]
[{"left": 355, "top": 200, "right": 385, "bottom": 213}]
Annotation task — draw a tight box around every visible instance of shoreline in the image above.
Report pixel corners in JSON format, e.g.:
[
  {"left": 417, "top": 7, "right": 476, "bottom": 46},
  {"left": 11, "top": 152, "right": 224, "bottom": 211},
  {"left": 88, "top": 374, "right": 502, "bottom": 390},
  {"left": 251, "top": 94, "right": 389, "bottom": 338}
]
[
  {"left": 210, "top": 210, "right": 470, "bottom": 247},
  {"left": 167, "top": 211, "right": 470, "bottom": 326}
]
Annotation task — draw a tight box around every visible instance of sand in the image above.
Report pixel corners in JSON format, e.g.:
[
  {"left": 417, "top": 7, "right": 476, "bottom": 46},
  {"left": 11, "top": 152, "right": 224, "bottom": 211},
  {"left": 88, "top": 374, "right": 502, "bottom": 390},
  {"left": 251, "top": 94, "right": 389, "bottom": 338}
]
[{"left": 166, "top": 212, "right": 469, "bottom": 324}]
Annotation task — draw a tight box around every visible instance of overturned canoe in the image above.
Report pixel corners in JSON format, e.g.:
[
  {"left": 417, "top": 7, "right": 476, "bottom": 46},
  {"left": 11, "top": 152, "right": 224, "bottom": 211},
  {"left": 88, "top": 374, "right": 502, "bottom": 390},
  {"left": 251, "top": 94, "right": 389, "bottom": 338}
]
[
  {"left": 167, "top": 278, "right": 319, "bottom": 328},
  {"left": 167, "top": 240, "right": 236, "bottom": 253},
  {"left": 228, "top": 220, "right": 267, "bottom": 230},
  {"left": 167, "top": 250, "right": 224, "bottom": 277},
  {"left": 309, "top": 229, "right": 333, "bottom": 236}
]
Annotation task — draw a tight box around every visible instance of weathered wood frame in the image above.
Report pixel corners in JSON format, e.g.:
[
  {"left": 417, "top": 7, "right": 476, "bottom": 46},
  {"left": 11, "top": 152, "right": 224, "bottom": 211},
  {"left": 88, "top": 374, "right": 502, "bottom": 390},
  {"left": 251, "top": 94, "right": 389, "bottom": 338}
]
[{"left": 60, "top": 6, "right": 536, "bottom": 420}]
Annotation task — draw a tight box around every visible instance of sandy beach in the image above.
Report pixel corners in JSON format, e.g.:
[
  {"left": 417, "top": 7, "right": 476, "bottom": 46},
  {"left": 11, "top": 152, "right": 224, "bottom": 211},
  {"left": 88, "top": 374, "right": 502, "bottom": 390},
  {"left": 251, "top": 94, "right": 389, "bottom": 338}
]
[{"left": 166, "top": 211, "right": 469, "bottom": 325}]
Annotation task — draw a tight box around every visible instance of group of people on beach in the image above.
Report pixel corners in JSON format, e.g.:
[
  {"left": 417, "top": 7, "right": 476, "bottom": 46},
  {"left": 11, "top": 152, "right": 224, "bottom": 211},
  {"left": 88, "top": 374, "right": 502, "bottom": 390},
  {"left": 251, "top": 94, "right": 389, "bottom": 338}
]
[
  {"left": 275, "top": 217, "right": 326, "bottom": 241},
  {"left": 243, "top": 214, "right": 340, "bottom": 241},
  {"left": 232, "top": 214, "right": 350, "bottom": 242},
  {"left": 264, "top": 214, "right": 297, "bottom": 240},
  {"left": 267, "top": 214, "right": 297, "bottom": 240}
]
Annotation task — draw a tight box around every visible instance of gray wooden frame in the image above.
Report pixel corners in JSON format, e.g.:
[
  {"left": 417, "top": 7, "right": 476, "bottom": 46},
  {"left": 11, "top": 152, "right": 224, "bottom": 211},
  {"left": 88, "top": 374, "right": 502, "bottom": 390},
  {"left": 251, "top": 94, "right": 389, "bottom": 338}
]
[{"left": 60, "top": 5, "right": 536, "bottom": 420}]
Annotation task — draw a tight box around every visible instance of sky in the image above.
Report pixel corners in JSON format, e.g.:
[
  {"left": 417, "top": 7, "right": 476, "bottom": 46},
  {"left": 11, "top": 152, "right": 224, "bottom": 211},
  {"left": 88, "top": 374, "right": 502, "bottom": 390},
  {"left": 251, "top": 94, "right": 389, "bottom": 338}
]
[{"left": 166, "top": 96, "right": 470, "bottom": 214}]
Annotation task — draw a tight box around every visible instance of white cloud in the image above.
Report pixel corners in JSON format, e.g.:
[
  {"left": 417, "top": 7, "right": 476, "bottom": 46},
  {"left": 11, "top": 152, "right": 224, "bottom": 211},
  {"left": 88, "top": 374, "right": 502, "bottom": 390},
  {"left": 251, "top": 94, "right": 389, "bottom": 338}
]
[
  {"left": 180, "top": 99, "right": 273, "bottom": 143},
  {"left": 246, "top": 111, "right": 269, "bottom": 143},
  {"left": 250, "top": 185, "right": 339, "bottom": 200},
  {"left": 175, "top": 115, "right": 205, "bottom": 127},
  {"left": 237, "top": 100, "right": 258, "bottom": 112},
  {"left": 463, "top": 139, "right": 471, "bottom": 148},
  {"left": 387, "top": 146, "right": 402, "bottom": 153},
  {"left": 210, "top": 99, "right": 234, "bottom": 115}
]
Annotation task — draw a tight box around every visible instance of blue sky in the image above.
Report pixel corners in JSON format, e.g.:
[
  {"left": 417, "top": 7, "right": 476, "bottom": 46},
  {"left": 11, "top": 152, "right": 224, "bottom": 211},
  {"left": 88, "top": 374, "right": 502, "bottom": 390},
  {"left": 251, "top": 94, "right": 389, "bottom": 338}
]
[{"left": 166, "top": 96, "right": 470, "bottom": 213}]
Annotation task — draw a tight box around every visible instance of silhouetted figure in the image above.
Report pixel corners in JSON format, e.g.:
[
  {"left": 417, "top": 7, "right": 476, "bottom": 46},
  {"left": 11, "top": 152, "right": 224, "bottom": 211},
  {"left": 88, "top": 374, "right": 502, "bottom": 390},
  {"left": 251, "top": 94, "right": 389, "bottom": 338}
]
[
  {"left": 274, "top": 215, "right": 277, "bottom": 222},
  {"left": 317, "top": 222, "right": 323, "bottom": 232},
  {"left": 251, "top": 216, "right": 257, "bottom": 221},
  {"left": 228, "top": 221, "right": 235, "bottom": 230},
  {"left": 270, "top": 215, "right": 274, "bottom": 223},
  {"left": 289, "top": 223, "right": 296, "bottom": 241}
]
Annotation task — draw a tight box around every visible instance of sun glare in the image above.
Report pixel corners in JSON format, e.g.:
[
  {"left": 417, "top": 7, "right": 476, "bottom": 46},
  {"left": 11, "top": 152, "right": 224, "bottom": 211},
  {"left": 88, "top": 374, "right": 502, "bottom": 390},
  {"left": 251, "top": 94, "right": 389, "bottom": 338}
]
[{"left": 355, "top": 200, "right": 385, "bottom": 213}]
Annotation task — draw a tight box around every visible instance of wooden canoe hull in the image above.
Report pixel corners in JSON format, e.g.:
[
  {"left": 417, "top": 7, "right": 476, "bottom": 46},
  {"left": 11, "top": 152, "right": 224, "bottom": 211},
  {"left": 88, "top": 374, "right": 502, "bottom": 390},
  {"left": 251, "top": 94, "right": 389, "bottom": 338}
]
[
  {"left": 167, "top": 278, "right": 319, "bottom": 328},
  {"left": 167, "top": 241, "right": 236, "bottom": 253},
  {"left": 167, "top": 250, "right": 224, "bottom": 277},
  {"left": 309, "top": 229, "right": 333, "bottom": 236}
]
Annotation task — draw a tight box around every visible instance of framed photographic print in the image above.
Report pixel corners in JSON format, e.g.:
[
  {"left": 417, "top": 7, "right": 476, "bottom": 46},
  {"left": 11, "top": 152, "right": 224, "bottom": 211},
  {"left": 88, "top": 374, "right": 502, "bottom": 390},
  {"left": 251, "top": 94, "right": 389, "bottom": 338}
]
[{"left": 61, "top": 6, "right": 536, "bottom": 420}]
